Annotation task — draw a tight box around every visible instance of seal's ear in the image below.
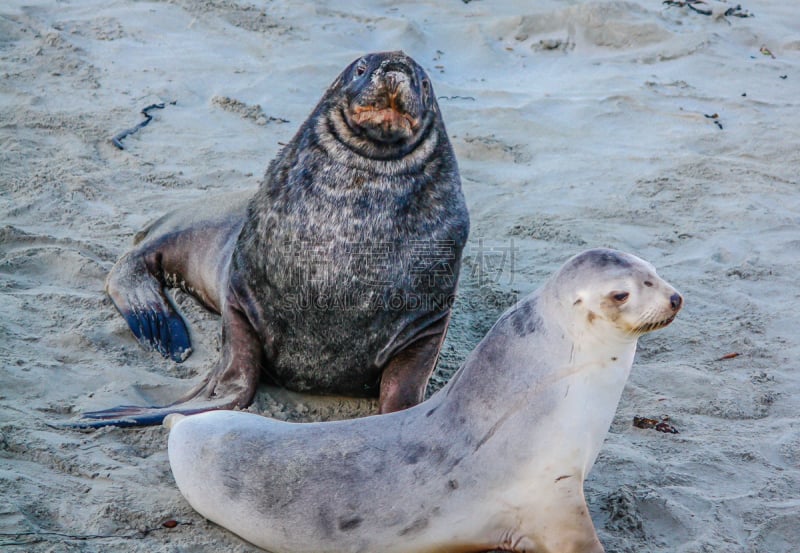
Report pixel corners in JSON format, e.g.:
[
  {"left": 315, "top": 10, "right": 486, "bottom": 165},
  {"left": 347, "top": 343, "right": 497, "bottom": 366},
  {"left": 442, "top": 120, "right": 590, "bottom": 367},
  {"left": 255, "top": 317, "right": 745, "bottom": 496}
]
[
  {"left": 411, "top": 62, "right": 435, "bottom": 110},
  {"left": 422, "top": 77, "right": 435, "bottom": 110},
  {"left": 571, "top": 287, "right": 593, "bottom": 308}
]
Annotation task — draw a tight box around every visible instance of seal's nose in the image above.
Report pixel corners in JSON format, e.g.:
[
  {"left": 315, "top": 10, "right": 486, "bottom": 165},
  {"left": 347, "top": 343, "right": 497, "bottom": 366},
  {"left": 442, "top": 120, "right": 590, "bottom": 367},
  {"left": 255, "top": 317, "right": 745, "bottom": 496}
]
[
  {"left": 670, "top": 292, "right": 683, "bottom": 312},
  {"left": 384, "top": 71, "right": 404, "bottom": 94}
]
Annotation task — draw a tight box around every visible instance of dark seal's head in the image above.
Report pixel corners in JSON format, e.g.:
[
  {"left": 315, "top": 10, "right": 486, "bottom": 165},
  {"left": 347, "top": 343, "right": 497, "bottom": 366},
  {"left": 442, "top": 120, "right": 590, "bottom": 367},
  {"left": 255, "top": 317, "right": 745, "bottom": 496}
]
[
  {"left": 341, "top": 51, "right": 433, "bottom": 143},
  {"left": 320, "top": 51, "right": 442, "bottom": 160}
]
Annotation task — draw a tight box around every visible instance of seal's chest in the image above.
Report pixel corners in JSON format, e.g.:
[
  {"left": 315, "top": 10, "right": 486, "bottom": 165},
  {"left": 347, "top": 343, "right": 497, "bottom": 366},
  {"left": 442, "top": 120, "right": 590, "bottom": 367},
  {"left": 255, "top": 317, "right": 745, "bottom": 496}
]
[
  {"left": 272, "top": 235, "right": 455, "bottom": 292},
  {"left": 549, "top": 355, "right": 635, "bottom": 470},
  {"left": 272, "top": 240, "right": 389, "bottom": 291}
]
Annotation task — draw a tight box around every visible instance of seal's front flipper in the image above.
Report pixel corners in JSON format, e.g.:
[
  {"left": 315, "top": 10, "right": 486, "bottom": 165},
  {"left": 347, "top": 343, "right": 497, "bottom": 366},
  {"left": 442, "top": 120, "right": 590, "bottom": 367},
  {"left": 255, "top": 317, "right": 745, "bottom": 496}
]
[
  {"left": 106, "top": 251, "right": 193, "bottom": 363},
  {"left": 378, "top": 312, "right": 451, "bottom": 413}
]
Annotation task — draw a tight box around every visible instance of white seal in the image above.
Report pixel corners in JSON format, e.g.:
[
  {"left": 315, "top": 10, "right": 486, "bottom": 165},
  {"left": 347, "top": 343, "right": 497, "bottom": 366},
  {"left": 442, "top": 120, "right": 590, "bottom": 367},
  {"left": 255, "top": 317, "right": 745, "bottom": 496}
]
[{"left": 167, "top": 248, "right": 683, "bottom": 553}]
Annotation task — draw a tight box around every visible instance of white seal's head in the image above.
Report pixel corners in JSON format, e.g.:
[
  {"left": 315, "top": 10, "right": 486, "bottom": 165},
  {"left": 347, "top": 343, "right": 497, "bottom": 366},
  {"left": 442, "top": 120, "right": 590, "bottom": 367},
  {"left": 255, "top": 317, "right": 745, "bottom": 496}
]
[{"left": 550, "top": 248, "right": 682, "bottom": 340}]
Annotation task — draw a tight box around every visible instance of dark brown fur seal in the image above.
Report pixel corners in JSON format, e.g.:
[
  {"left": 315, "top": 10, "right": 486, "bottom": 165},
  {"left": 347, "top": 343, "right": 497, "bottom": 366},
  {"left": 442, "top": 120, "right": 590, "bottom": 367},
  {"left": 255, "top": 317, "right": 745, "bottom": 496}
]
[{"left": 75, "top": 51, "right": 469, "bottom": 427}]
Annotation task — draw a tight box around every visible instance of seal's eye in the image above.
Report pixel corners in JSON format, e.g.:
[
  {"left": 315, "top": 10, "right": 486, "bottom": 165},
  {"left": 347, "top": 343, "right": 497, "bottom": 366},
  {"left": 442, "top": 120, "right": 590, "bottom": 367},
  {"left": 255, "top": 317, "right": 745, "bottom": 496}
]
[
  {"left": 354, "top": 60, "right": 368, "bottom": 79},
  {"left": 643, "top": 281, "right": 653, "bottom": 287},
  {"left": 611, "top": 292, "right": 629, "bottom": 303}
]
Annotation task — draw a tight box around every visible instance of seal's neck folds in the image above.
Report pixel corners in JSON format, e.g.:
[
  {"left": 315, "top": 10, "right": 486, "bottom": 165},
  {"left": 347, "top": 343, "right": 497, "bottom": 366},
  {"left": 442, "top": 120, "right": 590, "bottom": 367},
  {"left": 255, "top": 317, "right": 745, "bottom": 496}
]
[{"left": 439, "top": 289, "right": 639, "bottom": 479}]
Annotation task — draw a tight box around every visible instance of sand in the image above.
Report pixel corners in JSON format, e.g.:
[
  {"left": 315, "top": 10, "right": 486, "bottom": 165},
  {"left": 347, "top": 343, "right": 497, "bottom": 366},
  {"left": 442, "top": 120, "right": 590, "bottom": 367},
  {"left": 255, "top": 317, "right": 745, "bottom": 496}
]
[{"left": 1, "top": 0, "right": 799, "bottom": 551}]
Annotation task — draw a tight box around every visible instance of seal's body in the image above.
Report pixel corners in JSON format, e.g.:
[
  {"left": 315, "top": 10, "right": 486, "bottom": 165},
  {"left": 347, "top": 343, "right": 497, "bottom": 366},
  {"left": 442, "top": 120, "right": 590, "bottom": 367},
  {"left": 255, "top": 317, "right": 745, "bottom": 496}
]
[
  {"left": 167, "top": 248, "right": 683, "bottom": 553},
  {"left": 79, "top": 51, "right": 468, "bottom": 427}
]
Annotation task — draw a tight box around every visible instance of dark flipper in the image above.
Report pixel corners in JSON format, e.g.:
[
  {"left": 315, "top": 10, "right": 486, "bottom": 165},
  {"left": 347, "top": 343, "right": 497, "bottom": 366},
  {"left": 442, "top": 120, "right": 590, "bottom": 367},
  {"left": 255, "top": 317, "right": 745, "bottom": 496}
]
[
  {"left": 106, "top": 250, "right": 193, "bottom": 363},
  {"left": 378, "top": 313, "right": 451, "bottom": 414},
  {"left": 104, "top": 197, "right": 248, "bottom": 362},
  {"left": 124, "top": 304, "right": 192, "bottom": 363},
  {"left": 64, "top": 400, "right": 233, "bottom": 428},
  {"left": 68, "top": 290, "right": 264, "bottom": 428},
  {"left": 66, "top": 361, "right": 257, "bottom": 428},
  {"left": 70, "top": 195, "right": 253, "bottom": 428}
]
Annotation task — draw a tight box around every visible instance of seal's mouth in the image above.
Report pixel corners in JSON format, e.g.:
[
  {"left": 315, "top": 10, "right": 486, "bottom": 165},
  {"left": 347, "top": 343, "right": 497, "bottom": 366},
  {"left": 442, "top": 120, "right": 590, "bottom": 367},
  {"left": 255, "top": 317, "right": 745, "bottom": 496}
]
[
  {"left": 348, "top": 105, "right": 419, "bottom": 138},
  {"left": 633, "top": 313, "right": 677, "bottom": 334}
]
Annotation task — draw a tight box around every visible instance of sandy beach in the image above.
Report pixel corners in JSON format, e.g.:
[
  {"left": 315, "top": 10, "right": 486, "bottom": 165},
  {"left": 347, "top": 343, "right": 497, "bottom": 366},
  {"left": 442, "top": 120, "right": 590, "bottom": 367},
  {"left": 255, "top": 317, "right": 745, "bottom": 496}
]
[{"left": 1, "top": 0, "right": 799, "bottom": 551}]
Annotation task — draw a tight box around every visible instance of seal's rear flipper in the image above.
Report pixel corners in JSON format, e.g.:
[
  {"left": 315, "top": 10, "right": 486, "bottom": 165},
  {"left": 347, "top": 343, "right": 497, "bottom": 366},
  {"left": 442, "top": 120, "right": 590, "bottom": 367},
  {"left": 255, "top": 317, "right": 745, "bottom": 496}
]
[
  {"left": 63, "top": 398, "right": 236, "bottom": 429},
  {"left": 68, "top": 311, "right": 263, "bottom": 429},
  {"left": 106, "top": 251, "right": 193, "bottom": 363}
]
